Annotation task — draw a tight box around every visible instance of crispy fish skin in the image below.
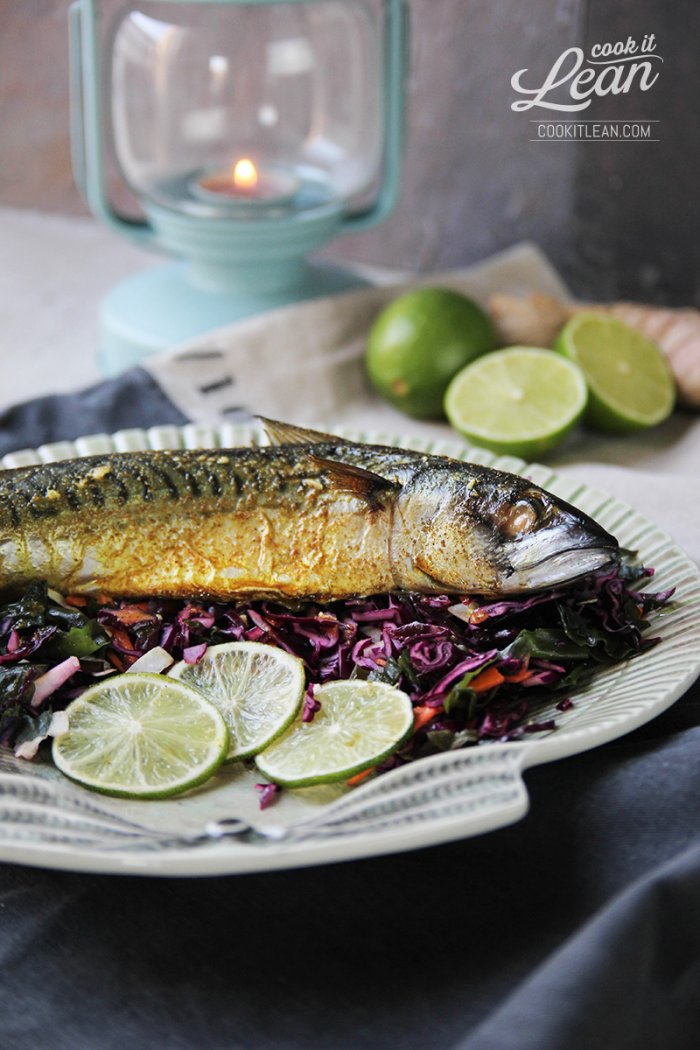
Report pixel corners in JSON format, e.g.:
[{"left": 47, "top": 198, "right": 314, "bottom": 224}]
[
  {"left": 0, "top": 436, "right": 619, "bottom": 601},
  {"left": 0, "top": 448, "right": 392, "bottom": 600}
]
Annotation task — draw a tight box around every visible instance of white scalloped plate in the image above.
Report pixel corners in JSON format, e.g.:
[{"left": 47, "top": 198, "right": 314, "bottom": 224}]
[{"left": 0, "top": 424, "right": 699, "bottom": 877}]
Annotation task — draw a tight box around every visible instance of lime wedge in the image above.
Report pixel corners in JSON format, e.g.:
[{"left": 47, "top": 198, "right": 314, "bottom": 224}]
[
  {"left": 554, "top": 314, "right": 676, "bottom": 432},
  {"left": 51, "top": 673, "right": 228, "bottom": 799},
  {"left": 168, "top": 641, "right": 305, "bottom": 760},
  {"left": 255, "top": 680, "right": 414, "bottom": 788},
  {"left": 444, "top": 346, "right": 587, "bottom": 458}
]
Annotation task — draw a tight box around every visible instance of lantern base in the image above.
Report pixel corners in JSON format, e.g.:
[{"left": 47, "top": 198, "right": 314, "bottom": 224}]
[{"left": 98, "top": 259, "right": 372, "bottom": 376}]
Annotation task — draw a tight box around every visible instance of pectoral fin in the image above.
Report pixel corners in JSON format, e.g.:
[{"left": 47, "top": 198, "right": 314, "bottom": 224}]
[{"left": 310, "top": 456, "right": 400, "bottom": 510}]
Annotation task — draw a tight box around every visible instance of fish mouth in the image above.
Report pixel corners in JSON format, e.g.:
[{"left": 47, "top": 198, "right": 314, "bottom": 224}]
[
  {"left": 500, "top": 507, "right": 620, "bottom": 592},
  {"left": 507, "top": 544, "right": 619, "bottom": 591}
]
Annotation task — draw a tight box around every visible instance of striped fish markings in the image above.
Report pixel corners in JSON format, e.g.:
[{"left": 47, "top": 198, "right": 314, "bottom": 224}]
[{"left": 0, "top": 421, "right": 618, "bottom": 600}]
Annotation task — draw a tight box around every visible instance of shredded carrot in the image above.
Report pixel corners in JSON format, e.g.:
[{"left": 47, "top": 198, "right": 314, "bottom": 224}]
[
  {"left": 469, "top": 608, "right": 490, "bottom": 625},
  {"left": 503, "top": 668, "right": 532, "bottom": 684},
  {"left": 413, "top": 705, "right": 442, "bottom": 731},
  {"left": 470, "top": 666, "right": 505, "bottom": 693},
  {"left": 106, "top": 626, "right": 134, "bottom": 651},
  {"left": 96, "top": 592, "right": 113, "bottom": 606},
  {"left": 347, "top": 767, "right": 375, "bottom": 787},
  {"left": 65, "top": 594, "right": 88, "bottom": 608},
  {"left": 108, "top": 606, "right": 156, "bottom": 625},
  {"left": 107, "top": 651, "right": 126, "bottom": 672}
]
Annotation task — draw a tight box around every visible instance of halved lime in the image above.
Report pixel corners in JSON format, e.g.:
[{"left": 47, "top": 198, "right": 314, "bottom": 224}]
[
  {"left": 554, "top": 314, "right": 676, "bottom": 432},
  {"left": 168, "top": 641, "right": 305, "bottom": 761},
  {"left": 255, "top": 680, "right": 414, "bottom": 788},
  {"left": 365, "top": 287, "right": 495, "bottom": 419},
  {"left": 444, "top": 346, "right": 587, "bottom": 458},
  {"left": 51, "top": 673, "right": 229, "bottom": 799}
]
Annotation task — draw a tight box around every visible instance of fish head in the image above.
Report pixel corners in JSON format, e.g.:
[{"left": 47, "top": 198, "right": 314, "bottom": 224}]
[{"left": 400, "top": 464, "right": 619, "bottom": 595}]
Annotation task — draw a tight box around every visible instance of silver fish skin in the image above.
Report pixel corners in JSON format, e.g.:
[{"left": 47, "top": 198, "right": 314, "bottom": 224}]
[{"left": 0, "top": 421, "right": 619, "bottom": 600}]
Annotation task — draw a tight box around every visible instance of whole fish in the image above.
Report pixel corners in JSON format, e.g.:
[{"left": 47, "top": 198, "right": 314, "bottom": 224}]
[{"left": 0, "top": 420, "right": 618, "bottom": 601}]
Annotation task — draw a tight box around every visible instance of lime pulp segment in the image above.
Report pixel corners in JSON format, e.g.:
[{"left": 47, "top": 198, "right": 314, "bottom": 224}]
[
  {"left": 255, "top": 679, "right": 414, "bottom": 788},
  {"left": 168, "top": 641, "right": 305, "bottom": 760},
  {"left": 554, "top": 314, "right": 675, "bottom": 431},
  {"left": 444, "top": 346, "right": 587, "bottom": 458},
  {"left": 51, "top": 673, "right": 229, "bottom": 799}
]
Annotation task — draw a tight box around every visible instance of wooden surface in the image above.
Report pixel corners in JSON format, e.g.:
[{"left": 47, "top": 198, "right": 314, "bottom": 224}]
[{"left": 1, "top": 0, "right": 697, "bottom": 305}]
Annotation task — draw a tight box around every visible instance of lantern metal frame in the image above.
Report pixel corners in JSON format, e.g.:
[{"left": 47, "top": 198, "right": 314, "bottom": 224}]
[{"left": 69, "top": 0, "right": 408, "bottom": 373}]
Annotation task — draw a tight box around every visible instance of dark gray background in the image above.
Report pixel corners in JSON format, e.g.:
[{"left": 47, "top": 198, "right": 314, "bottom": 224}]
[{"left": 1, "top": 0, "right": 698, "bottom": 304}]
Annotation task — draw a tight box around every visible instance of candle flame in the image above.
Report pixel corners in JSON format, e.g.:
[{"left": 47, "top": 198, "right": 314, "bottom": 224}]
[{"left": 232, "top": 158, "right": 258, "bottom": 190}]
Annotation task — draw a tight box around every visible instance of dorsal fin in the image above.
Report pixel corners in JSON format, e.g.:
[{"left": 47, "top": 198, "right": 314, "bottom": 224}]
[
  {"left": 257, "top": 417, "right": 349, "bottom": 447},
  {"left": 309, "top": 455, "right": 399, "bottom": 510}
]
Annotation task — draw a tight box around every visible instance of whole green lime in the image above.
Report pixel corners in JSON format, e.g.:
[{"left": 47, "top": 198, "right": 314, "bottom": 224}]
[{"left": 365, "top": 287, "right": 495, "bottom": 419}]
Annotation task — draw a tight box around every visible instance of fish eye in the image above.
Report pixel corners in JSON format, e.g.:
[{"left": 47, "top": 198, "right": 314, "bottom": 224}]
[{"left": 495, "top": 495, "right": 550, "bottom": 538}]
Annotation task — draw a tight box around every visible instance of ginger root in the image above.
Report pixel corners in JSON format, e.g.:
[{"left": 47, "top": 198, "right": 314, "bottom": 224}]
[{"left": 488, "top": 292, "right": 700, "bottom": 409}]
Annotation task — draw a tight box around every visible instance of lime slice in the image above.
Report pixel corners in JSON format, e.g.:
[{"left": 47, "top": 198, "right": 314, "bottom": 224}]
[
  {"left": 554, "top": 314, "right": 676, "bottom": 432},
  {"left": 168, "top": 641, "right": 305, "bottom": 760},
  {"left": 444, "top": 346, "right": 587, "bottom": 458},
  {"left": 365, "top": 287, "right": 495, "bottom": 419},
  {"left": 51, "top": 673, "right": 228, "bottom": 799},
  {"left": 255, "top": 680, "right": 414, "bottom": 788}
]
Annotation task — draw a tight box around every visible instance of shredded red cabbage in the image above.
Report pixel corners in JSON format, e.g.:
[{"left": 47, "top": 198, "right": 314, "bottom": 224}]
[
  {"left": 255, "top": 782, "right": 280, "bottom": 809},
  {"left": 0, "top": 564, "right": 673, "bottom": 796}
]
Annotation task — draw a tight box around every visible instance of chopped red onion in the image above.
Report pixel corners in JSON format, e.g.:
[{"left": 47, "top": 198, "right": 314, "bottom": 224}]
[
  {"left": 183, "top": 642, "right": 208, "bottom": 665},
  {"left": 127, "top": 646, "right": 175, "bottom": 675},
  {"left": 30, "top": 656, "right": 81, "bottom": 710}
]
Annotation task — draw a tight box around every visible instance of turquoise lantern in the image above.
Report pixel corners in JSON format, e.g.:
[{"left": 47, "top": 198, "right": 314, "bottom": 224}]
[{"left": 69, "top": 0, "right": 407, "bottom": 374}]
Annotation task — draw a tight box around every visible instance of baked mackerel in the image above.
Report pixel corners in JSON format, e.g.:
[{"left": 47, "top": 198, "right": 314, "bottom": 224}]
[{"left": 0, "top": 420, "right": 618, "bottom": 601}]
